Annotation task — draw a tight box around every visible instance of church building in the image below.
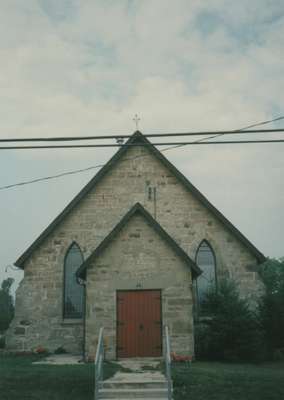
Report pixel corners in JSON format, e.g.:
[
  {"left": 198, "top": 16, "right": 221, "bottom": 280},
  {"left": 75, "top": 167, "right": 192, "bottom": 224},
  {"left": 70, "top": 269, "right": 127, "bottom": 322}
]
[{"left": 7, "top": 131, "right": 265, "bottom": 359}]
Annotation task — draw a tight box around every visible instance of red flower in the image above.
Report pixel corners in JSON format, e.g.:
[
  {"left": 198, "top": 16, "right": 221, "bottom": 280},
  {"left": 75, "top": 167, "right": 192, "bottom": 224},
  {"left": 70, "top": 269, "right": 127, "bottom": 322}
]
[
  {"left": 171, "top": 352, "right": 192, "bottom": 362},
  {"left": 34, "top": 346, "right": 47, "bottom": 354}
]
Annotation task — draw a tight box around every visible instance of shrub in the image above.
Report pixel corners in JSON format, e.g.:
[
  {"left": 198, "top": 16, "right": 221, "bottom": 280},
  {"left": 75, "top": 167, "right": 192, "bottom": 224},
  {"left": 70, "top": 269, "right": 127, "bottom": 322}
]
[
  {"left": 0, "top": 335, "right": 5, "bottom": 349},
  {"left": 258, "top": 258, "right": 284, "bottom": 359},
  {"left": 0, "top": 278, "right": 14, "bottom": 333},
  {"left": 54, "top": 346, "right": 67, "bottom": 354},
  {"left": 195, "top": 279, "right": 263, "bottom": 362}
]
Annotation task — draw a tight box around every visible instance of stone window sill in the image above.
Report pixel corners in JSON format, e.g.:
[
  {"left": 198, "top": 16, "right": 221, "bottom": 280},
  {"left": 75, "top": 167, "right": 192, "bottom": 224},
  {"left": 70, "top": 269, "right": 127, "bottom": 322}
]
[{"left": 61, "top": 319, "right": 83, "bottom": 325}]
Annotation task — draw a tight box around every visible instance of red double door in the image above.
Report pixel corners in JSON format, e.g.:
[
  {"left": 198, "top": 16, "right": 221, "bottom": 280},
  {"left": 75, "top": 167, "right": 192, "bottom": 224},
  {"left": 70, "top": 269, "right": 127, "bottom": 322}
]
[{"left": 117, "top": 290, "right": 162, "bottom": 358}]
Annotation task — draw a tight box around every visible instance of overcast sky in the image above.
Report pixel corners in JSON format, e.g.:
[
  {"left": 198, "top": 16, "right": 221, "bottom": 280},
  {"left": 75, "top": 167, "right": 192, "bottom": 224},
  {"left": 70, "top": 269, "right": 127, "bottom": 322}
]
[{"left": 1, "top": 1, "right": 284, "bottom": 294}]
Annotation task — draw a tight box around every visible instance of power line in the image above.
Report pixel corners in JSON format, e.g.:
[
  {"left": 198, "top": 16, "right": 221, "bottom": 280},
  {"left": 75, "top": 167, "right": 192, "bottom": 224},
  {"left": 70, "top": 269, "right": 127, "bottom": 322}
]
[
  {"left": 0, "top": 163, "right": 105, "bottom": 190},
  {"left": 162, "top": 115, "right": 284, "bottom": 149},
  {"left": 0, "top": 128, "right": 284, "bottom": 143},
  {"left": 1, "top": 115, "right": 284, "bottom": 143},
  {"left": 0, "top": 139, "right": 283, "bottom": 150},
  {"left": 0, "top": 146, "right": 176, "bottom": 191},
  {"left": 237, "top": 115, "right": 284, "bottom": 130},
  {"left": 0, "top": 138, "right": 283, "bottom": 191},
  {"left": 193, "top": 116, "right": 284, "bottom": 144},
  {"left": 1, "top": 115, "right": 283, "bottom": 191}
]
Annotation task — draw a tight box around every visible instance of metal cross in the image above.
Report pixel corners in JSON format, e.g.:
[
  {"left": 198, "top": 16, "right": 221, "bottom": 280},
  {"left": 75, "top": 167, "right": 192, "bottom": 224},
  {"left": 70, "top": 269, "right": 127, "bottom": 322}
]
[{"left": 133, "top": 114, "right": 141, "bottom": 130}]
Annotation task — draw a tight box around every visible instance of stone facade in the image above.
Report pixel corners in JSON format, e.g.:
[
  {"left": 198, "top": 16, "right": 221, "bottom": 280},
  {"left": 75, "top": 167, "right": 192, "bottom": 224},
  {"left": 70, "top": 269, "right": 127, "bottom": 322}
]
[
  {"left": 85, "top": 213, "right": 194, "bottom": 359},
  {"left": 6, "top": 133, "right": 264, "bottom": 355}
]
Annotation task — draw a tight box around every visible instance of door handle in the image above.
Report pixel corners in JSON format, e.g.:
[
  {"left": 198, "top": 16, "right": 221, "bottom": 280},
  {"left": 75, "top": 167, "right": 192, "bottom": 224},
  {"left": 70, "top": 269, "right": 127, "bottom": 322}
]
[{"left": 139, "top": 323, "right": 144, "bottom": 331}]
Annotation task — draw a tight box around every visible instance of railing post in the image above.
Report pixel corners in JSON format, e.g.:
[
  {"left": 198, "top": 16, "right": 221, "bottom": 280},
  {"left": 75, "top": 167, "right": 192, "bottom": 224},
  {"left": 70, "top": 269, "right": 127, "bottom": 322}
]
[
  {"left": 164, "top": 325, "right": 172, "bottom": 400},
  {"left": 94, "top": 327, "right": 104, "bottom": 400}
]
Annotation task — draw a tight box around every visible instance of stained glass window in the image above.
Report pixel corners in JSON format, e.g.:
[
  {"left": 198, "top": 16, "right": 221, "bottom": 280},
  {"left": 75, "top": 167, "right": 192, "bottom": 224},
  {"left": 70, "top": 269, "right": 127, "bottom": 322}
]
[
  {"left": 196, "top": 241, "right": 216, "bottom": 305},
  {"left": 63, "top": 243, "right": 84, "bottom": 319}
]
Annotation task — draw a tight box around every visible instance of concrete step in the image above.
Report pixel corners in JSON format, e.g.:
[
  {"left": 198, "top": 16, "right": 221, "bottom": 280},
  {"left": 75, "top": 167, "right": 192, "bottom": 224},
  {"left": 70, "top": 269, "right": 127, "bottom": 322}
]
[
  {"left": 102, "top": 380, "right": 168, "bottom": 389},
  {"left": 99, "top": 388, "right": 170, "bottom": 399}
]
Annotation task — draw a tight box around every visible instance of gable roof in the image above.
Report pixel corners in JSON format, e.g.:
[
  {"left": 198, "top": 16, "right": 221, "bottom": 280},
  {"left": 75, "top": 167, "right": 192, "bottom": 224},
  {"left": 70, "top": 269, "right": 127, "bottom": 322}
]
[
  {"left": 15, "top": 131, "right": 265, "bottom": 268},
  {"left": 76, "top": 202, "right": 201, "bottom": 279}
]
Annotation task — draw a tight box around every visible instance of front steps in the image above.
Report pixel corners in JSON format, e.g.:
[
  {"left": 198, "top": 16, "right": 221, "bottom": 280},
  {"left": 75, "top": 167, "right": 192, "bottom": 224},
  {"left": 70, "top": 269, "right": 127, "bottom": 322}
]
[{"left": 99, "top": 371, "right": 173, "bottom": 399}]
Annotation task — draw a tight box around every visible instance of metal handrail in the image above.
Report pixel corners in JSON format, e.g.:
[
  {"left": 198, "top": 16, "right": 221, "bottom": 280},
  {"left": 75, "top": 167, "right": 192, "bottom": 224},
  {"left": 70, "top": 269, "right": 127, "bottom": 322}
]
[
  {"left": 164, "top": 325, "right": 172, "bottom": 400},
  {"left": 94, "top": 327, "right": 104, "bottom": 400}
]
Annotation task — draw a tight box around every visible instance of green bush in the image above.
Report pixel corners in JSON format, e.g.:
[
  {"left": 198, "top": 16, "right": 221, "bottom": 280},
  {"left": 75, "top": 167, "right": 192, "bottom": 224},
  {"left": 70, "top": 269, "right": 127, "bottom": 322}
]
[
  {"left": 258, "top": 258, "right": 284, "bottom": 359},
  {"left": 54, "top": 346, "right": 67, "bottom": 354},
  {"left": 195, "top": 279, "right": 263, "bottom": 362},
  {"left": 0, "top": 335, "right": 5, "bottom": 349},
  {"left": 0, "top": 278, "right": 14, "bottom": 333}
]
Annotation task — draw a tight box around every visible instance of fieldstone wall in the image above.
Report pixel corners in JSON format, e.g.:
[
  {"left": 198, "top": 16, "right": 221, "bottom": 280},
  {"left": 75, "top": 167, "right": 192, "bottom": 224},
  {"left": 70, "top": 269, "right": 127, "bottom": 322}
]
[
  {"left": 6, "top": 268, "right": 84, "bottom": 353},
  {"left": 7, "top": 142, "right": 263, "bottom": 353},
  {"left": 85, "top": 213, "right": 194, "bottom": 359}
]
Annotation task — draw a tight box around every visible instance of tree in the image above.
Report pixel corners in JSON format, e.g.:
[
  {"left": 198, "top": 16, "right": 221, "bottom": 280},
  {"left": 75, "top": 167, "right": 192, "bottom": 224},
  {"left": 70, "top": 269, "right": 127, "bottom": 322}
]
[
  {"left": 258, "top": 258, "right": 284, "bottom": 359},
  {"left": 195, "top": 279, "right": 263, "bottom": 362},
  {"left": 0, "top": 277, "right": 15, "bottom": 333}
]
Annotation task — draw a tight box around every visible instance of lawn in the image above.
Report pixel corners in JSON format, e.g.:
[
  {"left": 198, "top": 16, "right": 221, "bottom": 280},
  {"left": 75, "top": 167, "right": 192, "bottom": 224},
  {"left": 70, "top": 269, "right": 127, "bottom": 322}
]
[
  {"left": 0, "top": 354, "right": 95, "bottom": 400},
  {"left": 172, "top": 361, "right": 284, "bottom": 400},
  {"left": 1, "top": 354, "right": 284, "bottom": 400},
  {"left": 0, "top": 354, "right": 124, "bottom": 400}
]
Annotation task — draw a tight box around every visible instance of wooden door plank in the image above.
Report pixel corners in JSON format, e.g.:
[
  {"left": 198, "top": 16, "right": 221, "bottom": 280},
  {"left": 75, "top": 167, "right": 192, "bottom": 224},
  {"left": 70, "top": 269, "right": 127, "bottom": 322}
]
[{"left": 117, "top": 290, "right": 162, "bottom": 358}]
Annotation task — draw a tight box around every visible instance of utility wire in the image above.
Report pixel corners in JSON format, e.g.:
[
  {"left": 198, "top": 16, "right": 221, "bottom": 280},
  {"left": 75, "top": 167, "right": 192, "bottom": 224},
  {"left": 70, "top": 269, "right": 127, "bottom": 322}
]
[
  {"left": 0, "top": 116, "right": 283, "bottom": 151},
  {"left": 161, "top": 115, "right": 284, "bottom": 150},
  {"left": 0, "top": 163, "right": 105, "bottom": 190},
  {"left": 194, "top": 116, "right": 284, "bottom": 144},
  {"left": 237, "top": 115, "right": 284, "bottom": 130},
  {"left": 0, "top": 139, "right": 284, "bottom": 150},
  {"left": 1, "top": 115, "right": 283, "bottom": 191},
  {"left": 0, "top": 139, "right": 283, "bottom": 191},
  {"left": 0, "top": 127, "right": 284, "bottom": 143},
  {"left": 0, "top": 147, "right": 173, "bottom": 191}
]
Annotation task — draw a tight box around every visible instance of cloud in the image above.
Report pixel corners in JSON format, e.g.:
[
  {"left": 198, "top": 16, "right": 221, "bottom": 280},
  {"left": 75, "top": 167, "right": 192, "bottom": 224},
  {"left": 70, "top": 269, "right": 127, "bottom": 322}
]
[
  {"left": 1, "top": 1, "right": 284, "bottom": 287},
  {"left": 1, "top": 1, "right": 283, "bottom": 132}
]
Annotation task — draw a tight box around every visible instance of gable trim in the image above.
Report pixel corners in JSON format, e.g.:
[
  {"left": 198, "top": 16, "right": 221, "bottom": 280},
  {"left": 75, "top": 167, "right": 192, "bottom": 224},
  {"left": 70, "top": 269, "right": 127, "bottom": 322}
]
[
  {"left": 15, "top": 131, "right": 265, "bottom": 268},
  {"left": 76, "top": 202, "right": 201, "bottom": 279}
]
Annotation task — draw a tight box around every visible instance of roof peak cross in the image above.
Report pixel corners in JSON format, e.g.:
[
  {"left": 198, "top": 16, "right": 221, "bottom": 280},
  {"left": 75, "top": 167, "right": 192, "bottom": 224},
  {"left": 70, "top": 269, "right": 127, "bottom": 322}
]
[{"left": 133, "top": 114, "right": 141, "bottom": 130}]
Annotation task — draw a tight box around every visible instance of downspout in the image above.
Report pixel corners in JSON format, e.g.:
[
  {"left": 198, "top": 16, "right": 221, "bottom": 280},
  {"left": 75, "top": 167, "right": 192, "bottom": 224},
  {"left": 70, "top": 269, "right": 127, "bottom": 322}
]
[
  {"left": 77, "top": 277, "right": 87, "bottom": 361},
  {"left": 153, "top": 187, "right": 157, "bottom": 219}
]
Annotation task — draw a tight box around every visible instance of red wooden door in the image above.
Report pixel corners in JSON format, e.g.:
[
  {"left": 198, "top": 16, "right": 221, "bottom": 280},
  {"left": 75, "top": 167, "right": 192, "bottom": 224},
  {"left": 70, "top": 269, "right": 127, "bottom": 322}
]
[{"left": 117, "top": 290, "right": 162, "bottom": 358}]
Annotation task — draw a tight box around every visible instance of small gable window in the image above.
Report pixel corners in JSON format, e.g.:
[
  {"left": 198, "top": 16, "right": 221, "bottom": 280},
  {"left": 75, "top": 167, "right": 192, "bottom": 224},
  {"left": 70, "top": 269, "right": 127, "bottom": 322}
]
[
  {"left": 63, "top": 243, "right": 84, "bottom": 319},
  {"left": 196, "top": 241, "right": 216, "bottom": 306}
]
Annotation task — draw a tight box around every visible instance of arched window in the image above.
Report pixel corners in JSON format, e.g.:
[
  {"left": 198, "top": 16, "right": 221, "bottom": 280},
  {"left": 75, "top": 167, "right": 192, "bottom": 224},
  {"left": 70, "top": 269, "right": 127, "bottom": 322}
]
[
  {"left": 196, "top": 241, "right": 216, "bottom": 305},
  {"left": 63, "top": 243, "right": 84, "bottom": 319}
]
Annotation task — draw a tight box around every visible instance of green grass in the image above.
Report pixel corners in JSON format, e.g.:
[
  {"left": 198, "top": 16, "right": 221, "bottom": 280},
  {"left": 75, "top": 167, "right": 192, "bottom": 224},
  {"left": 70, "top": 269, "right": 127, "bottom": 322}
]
[
  {"left": 0, "top": 354, "right": 122, "bottom": 400},
  {"left": 172, "top": 361, "right": 284, "bottom": 400},
  {"left": 1, "top": 355, "right": 284, "bottom": 400}
]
